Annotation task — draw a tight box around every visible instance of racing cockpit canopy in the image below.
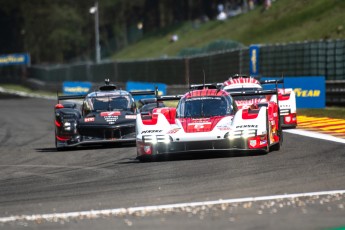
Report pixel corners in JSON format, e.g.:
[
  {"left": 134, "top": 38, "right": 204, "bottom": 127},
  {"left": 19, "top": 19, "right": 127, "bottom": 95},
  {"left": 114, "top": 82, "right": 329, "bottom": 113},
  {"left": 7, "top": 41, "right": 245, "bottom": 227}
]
[
  {"left": 177, "top": 95, "right": 235, "bottom": 118},
  {"left": 83, "top": 93, "right": 134, "bottom": 115}
]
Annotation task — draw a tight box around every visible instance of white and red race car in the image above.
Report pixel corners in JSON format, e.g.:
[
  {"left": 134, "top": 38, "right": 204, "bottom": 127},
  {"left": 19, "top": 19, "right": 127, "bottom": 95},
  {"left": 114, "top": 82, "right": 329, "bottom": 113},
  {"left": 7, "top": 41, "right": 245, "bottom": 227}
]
[
  {"left": 223, "top": 75, "right": 297, "bottom": 128},
  {"left": 136, "top": 84, "right": 282, "bottom": 161}
]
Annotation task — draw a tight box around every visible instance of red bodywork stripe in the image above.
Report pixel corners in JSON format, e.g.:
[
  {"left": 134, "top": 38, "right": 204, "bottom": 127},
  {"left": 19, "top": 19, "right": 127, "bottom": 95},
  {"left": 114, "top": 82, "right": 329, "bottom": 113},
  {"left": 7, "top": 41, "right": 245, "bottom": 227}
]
[
  {"left": 56, "top": 136, "right": 70, "bottom": 141},
  {"left": 55, "top": 104, "right": 64, "bottom": 109},
  {"left": 55, "top": 120, "right": 62, "bottom": 127},
  {"left": 179, "top": 117, "right": 224, "bottom": 133},
  {"left": 242, "top": 109, "right": 259, "bottom": 119}
]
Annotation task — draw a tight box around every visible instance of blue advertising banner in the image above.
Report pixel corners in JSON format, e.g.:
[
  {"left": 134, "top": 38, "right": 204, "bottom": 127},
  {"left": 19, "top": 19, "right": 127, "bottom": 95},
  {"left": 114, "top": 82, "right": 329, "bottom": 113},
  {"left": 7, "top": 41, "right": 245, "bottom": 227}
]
[
  {"left": 261, "top": 76, "right": 325, "bottom": 108},
  {"left": 0, "top": 53, "right": 30, "bottom": 66},
  {"left": 249, "top": 45, "right": 260, "bottom": 76},
  {"left": 126, "top": 81, "right": 167, "bottom": 100},
  {"left": 63, "top": 81, "right": 92, "bottom": 95}
]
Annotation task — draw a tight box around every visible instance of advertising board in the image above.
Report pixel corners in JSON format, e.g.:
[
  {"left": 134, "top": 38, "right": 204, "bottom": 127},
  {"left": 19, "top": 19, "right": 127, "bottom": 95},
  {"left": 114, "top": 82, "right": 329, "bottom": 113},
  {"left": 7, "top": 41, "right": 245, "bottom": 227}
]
[
  {"left": 62, "top": 81, "right": 92, "bottom": 95},
  {"left": 261, "top": 76, "right": 325, "bottom": 108},
  {"left": 126, "top": 81, "right": 167, "bottom": 100},
  {"left": 0, "top": 53, "right": 30, "bottom": 66}
]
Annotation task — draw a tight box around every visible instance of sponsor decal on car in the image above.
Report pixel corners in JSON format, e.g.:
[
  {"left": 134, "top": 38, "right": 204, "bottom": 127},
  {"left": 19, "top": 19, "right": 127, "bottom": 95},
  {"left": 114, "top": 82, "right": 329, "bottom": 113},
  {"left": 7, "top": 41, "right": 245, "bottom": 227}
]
[
  {"left": 104, "top": 116, "right": 118, "bottom": 124},
  {"left": 100, "top": 111, "right": 121, "bottom": 116},
  {"left": 84, "top": 117, "right": 95, "bottom": 122},
  {"left": 189, "top": 119, "right": 212, "bottom": 123},
  {"left": 236, "top": 125, "right": 258, "bottom": 129},
  {"left": 167, "top": 128, "right": 180, "bottom": 134},
  {"left": 125, "top": 115, "right": 136, "bottom": 119},
  {"left": 186, "top": 122, "right": 213, "bottom": 132},
  {"left": 279, "top": 104, "right": 291, "bottom": 108},
  {"left": 188, "top": 123, "right": 211, "bottom": 130},
  {"left": 249, "top": 139, "right": 257, "bottom": 147},
  {"left": 141, "top": 130, "right": 163, "bottom": 134},
  {"left": 217, "top": 126, "right": 231, "bottom": 131}
]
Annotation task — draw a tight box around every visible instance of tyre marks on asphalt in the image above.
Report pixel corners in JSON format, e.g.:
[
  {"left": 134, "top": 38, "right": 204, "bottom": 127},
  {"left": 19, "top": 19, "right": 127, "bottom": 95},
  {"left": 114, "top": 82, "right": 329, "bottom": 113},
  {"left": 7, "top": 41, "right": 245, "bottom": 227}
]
[
  {"left": 297, "top": 116, "right": 345, "bottom": 139},
  {"left": 0, "top": 125, "right": 12, "bottom": 146}
]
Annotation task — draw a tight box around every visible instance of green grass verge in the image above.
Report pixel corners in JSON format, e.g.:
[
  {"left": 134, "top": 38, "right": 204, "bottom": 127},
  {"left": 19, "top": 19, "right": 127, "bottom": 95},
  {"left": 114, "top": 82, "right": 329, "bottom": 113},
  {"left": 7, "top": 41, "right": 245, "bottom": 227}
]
[
  {"left": 113, "top": 0, "right": 345, "bottom": 60},
  {"left": 298, "top": 107, "right": 345, "bottom": 119}
]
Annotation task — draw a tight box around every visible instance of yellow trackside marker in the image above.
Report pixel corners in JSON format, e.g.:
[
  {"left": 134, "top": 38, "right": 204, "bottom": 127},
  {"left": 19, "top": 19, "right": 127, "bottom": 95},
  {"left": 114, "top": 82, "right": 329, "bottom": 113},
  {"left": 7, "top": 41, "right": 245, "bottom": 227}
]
[
  {"left": 306, "top": 121, "right": 345, "bottom": 128},
  {"left": 295, "top": 116, "right": 345, "bottom": 139},
  {"left": 329, "top": 129, "right": 345, "bottom": 133},
  {"left": 321, "top": 125, "right": 345, "bottom": 131}
]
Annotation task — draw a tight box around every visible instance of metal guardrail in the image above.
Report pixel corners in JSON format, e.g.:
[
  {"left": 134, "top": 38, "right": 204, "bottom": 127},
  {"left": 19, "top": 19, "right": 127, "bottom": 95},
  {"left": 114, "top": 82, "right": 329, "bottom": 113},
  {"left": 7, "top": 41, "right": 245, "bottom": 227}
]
[{"left": 1, "top": 39, "right": 345, "bottom": 105}]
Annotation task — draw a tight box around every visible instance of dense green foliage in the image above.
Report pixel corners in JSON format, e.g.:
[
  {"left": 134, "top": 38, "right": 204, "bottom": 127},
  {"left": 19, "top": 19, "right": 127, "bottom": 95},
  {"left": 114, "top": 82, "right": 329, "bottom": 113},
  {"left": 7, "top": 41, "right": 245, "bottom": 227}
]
[
  {"left": 1, "top": 0, "right": 344, "bottom": 64},
  {"left": 113, "top": 0, "right": 345, "bottom": 60},
  {"left": 0, "top": 0, "right": 219, "bottom": 64}
]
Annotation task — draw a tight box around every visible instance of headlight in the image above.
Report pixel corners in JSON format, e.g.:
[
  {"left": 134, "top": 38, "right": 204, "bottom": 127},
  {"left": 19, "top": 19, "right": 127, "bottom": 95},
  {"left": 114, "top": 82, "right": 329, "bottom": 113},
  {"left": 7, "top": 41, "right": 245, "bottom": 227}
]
[
  {"left": 64, "top": 122, "right": 71, "bottom": 131},
  {"left": 142, "top": 135, "right": 171, "bottom": 144},
  {"left": 242, "top": 129, "right": 256, "bottom": 138},
  {"left": 225, "top": 129, "right": 257, "bottom": 139}
]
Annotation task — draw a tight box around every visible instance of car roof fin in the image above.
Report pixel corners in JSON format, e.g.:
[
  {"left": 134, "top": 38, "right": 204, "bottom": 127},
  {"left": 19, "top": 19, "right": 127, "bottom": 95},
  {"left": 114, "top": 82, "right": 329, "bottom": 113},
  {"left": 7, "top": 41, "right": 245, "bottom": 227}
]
[{"left": 99, "top": 78, "right": 117, "bottom": 91}]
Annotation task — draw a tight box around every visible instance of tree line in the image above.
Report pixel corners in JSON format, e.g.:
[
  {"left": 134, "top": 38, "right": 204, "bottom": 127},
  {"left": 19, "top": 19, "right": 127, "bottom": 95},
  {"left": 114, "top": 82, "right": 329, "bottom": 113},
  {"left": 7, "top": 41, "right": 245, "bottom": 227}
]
[{"left": 0, "top": 0, "right": 256, "bottom": 64}]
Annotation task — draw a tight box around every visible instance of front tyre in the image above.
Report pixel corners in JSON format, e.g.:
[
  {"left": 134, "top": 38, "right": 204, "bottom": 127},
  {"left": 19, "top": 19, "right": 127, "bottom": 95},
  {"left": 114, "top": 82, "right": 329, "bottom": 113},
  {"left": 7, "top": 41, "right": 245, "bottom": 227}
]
[
  {"left": 137, "top": 155, "right": 154, "bottom": 162},
  {"left": 270, "top": 108, "right": 283, "bottom": 152},
  {"left": 265, "top": 109, "right": 270, "bottom": 153}
]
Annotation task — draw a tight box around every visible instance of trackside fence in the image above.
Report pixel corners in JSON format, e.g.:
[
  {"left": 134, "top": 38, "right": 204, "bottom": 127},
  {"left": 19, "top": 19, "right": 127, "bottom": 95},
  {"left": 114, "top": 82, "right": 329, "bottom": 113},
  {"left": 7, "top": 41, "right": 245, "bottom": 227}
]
[{"left": 0, "top": 39, "right": 345, "bottom": 105}]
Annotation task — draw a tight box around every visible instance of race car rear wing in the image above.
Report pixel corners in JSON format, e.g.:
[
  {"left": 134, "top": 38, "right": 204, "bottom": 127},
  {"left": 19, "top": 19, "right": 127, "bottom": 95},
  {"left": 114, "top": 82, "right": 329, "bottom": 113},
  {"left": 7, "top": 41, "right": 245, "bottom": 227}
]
[
  {"left": 230, "top": 89, "right": 280, "bottom": 108},
  {"left": 129, "top": 90, "right": 156, "bottom": 96},
  {"left": 259, "top": 78, "right": 284, "bottom": 89},
  {"left": 139, "top": 95, "right": 182, "bottom": 114},
  {"left": 230, "top": 89, "right": 278, "bottom": 97},
  {"left": 190, "top": 83, "right": 223, "bottom": 90},
  {"left": 260, "top": 78, "right": 284, "bottom": 84},
  {"left": 58, "top": 94, "right": 86, "bottom": 101},
  {"left": 139, "top": 95, "right": 182, "bottom": 105},
  {"left": 259, "top": 78, "right": 284, "bottom": 85},
  {"left": 57, "top": 89, "right": 156, "bottom": 102}
]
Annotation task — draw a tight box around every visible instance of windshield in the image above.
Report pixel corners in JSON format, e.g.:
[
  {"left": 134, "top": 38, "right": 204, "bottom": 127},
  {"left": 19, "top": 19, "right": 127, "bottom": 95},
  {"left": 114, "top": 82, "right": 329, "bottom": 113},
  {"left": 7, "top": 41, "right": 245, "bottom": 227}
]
[
  {"left": 177, "top": 96, "right": 233, "bottom": 118},
  {"left": 225, "top": 87, "right": 266, "bottom": 101},
  {"left": 84, "top": 95, "right": 132, "bottom": 113}
]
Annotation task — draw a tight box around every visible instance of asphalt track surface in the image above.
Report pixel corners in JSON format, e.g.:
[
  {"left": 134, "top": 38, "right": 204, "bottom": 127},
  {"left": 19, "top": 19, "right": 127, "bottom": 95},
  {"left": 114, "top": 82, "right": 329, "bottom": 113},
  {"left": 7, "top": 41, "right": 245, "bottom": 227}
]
[{"left": 0, "top": 97, "right": 344, "bottom": 230}]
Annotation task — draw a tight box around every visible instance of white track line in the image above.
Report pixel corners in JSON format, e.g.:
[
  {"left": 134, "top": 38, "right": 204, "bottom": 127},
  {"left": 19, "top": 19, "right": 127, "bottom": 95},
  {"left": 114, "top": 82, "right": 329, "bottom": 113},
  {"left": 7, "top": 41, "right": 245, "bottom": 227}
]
[
  {"left": 1, "top": 190, "right": 345, "bottom": 224},
  {"left": 284, "top": 129, "right": 345, "bottom": 144},
  {"left": 1, "top": 88, "right": 344, "bottom": 223}
]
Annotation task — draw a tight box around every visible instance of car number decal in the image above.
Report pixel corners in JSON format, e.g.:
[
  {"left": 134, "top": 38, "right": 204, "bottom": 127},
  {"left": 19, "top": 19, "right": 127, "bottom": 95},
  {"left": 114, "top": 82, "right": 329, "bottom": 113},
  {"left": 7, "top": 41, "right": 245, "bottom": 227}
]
[{"left": 84, "top": 117, "right": 95, "bottom": 122}]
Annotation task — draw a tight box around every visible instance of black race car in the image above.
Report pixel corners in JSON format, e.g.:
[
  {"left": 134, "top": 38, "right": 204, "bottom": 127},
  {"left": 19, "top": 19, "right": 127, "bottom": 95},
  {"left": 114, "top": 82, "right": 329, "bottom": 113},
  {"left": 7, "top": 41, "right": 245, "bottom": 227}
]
[{"left": 54, "top": 79, "right": 155, "bottom": 150}]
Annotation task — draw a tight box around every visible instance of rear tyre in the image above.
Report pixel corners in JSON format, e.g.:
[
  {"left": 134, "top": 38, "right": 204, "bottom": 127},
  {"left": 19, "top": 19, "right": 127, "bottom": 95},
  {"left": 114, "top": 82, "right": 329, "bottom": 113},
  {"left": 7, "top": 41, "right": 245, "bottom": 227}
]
[
  {"left": 55, "top": 135, "right": 61, "bottom": 151},
  {"left": 270, "top": 140, "right": 281, "bottom": 151}
]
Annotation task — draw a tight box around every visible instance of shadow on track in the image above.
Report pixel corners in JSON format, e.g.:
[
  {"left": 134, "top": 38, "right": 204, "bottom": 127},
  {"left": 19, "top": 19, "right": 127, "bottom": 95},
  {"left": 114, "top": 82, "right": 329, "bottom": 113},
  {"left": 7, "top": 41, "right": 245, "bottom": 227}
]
[
  {"left": 36, "top": 142, "right": 136, "bottom": 153},
  {"left": 117, "top": 150, "right": 267, "bottom": 164}
]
